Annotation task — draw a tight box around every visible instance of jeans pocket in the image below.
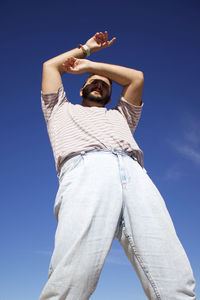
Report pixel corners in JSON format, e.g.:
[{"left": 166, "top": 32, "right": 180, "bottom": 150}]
[{"left": 59, "top": 155, "right": 83, "bottom": 182}]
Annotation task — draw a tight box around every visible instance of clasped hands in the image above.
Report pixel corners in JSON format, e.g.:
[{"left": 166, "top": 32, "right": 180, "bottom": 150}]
[{"left": 62, "top": 31, "right": 116, "bottom": 74}]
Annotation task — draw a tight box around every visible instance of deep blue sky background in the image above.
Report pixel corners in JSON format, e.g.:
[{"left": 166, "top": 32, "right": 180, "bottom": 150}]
[{"left": 0, "top": 0, "right": 199, "bottom": 299}]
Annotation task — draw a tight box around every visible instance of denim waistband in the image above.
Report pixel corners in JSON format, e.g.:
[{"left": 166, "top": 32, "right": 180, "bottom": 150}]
[
  {"left": 58, "top": 148, "right": 140, "bottom": 180},
  {"left": 81, "top": 148, "right": 137, "bottom": 160},
  {"left": 63, "top": 148, "right": 137, "bottom": 165}
]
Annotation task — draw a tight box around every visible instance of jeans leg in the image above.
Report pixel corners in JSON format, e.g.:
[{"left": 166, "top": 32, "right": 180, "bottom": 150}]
[
  {"left": 117, "top": 157, "right": 196, "bottom": 300},
  {"left": 39, "top": 152, "right": 123, "bottom": 300}
]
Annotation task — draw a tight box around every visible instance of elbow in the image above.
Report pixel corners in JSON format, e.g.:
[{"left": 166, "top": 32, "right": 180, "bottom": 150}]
[
  {"left": 42, "top": 61, "right": 57, "bottom": 72},
  {"left": 43, "top": 60, "right": 51, "bottom": 68},
  {"left": 43, "top": 60, "right": 61, "bottom": 73},
  {"left": 138, "top": 71, "right": 144, "bottom": 82},
  {"left": 131, "top": 71, "right": 144, "bottom": 85},
  {"left": 129, "top": 70, "right": 144, "bottom": 83},
  {"left": 42, "top": 61, "right": 49, "bottom": 71},
  {"left": 135, "top": 71, "right": 144, "bottom": 87},
  {"left": 43, "top": 57, "right": 56, "bottom": 67}
]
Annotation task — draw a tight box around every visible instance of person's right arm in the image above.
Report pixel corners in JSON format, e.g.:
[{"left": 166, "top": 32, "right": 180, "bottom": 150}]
[{"left": 42, "top": 31, "right": 116, "bottom": 94}]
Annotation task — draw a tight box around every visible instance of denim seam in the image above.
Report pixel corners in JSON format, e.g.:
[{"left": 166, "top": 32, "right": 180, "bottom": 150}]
[{"left": 122, "top": 221, "right": 162, "bottom": 300}]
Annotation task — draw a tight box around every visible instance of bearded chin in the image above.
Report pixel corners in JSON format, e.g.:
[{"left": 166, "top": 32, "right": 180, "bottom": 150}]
[
  {"left": 82, "top": 85, "right": 110, "bottom": 106},
  {"left": 87, "top": 93, "right": 106, "bottom": 103}
]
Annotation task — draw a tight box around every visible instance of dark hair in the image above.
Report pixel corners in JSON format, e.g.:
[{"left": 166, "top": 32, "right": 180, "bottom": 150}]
[{"left": 82, "top": 73, "right": 112, "bottom": 88}]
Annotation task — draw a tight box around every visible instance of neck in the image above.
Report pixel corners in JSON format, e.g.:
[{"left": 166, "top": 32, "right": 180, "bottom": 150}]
[{"left": 81, "top": 97, "right": 105, "bottom": 108}]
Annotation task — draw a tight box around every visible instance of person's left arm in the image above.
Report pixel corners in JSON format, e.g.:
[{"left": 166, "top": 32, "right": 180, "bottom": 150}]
[{"left": 62, "top": 58, "right": 144, "bottom": 106}]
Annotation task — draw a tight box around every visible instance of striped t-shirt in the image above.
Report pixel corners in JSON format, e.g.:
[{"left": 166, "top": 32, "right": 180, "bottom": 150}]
[{"left": 41, "top": 84, "right": 144, "bottom": 177}]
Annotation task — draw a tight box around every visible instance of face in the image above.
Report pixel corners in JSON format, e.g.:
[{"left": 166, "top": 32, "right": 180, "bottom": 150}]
[{"left": 81, "top": 75, "right": 111, "bottom": 106}]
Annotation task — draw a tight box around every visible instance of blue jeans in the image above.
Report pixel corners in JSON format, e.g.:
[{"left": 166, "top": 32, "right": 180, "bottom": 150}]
[{"left": 39, "top": 148, "right": 196, "bottom": 300}]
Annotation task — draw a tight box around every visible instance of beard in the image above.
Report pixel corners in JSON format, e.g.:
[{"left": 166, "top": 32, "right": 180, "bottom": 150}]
[{"left": 82, "top": 82, "right": 111, "bottom": 106}]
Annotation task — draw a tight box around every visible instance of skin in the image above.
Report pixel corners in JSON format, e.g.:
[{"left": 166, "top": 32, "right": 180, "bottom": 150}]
[
  {"left": 80, "top": 74, "right": 112, "bottom": 107},
  {"left": 62, "top": 58, "right": 143, "bottom": 106},
  {"left": 42, "top": 31, "right": 144, "bottom": 107},
  {"left": 42, "top": 31, "right": 115, "bottom": 95}
]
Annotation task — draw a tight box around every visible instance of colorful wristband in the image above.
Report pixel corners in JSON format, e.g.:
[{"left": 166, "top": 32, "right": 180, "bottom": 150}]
[{"left": 78, "top": 44, "right": 90, "bottom": 57}]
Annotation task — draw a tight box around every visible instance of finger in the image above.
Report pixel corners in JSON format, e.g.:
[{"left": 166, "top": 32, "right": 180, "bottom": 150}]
[
  {"left": 62, "top": 61, "right": 69, "bottom": 68},
  {"left": 97, "top": 32, "right": 103, "bottom": 42},
  {"left": 101, "top": 37, "right": 116, "bottom": 49},
  {"left": 64, "top": 57, "right": 73, "bottom": 65},
  {"left": 94, "top": 32, "right": 100, "bottom": 40},
  {"left": 64, "top": 57, "right": 70, "bottom": 63},
  {"left": 69, "top": 57, "right": 76, "bottom": 66},
  {"left": 104, "top": 31, "right": 108, "bottom": 41},
  {"left": 62, "top": 63, "right": 70, "bottom": 71},
  {"left": 63, "top": 58, "right": 74, "bottom": 69},
  {"left": 98, "top": 32, "right": 104, "bottom": 43},
  {"left": 69, "top": 56, "right": 76, "bottom": 62},
  {"left": 95, "top": 33, "right": 101, "bottom": 44},
  {"left": 108, "top": 37, "right": 116, "bottom": 46},
  {"left": 62, "top": 61, "right": 71, "bottom": 68},
  {"left": 101, "top": 32, "right": 106, "bottom": 42}
]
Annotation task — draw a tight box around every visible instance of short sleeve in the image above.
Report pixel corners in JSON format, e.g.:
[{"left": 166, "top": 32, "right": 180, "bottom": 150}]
[
  {"left": 115, "top": 96, "right": 144, "bottom": 134},
  {"left": 41, "top": 85, "right": 68, "bottom": 123}
]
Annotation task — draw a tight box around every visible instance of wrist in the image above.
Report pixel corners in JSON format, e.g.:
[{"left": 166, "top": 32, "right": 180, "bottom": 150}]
[
  {"left": 86, "top": 61, "right": 99, "bottom": 73},
  {"left": 85, "top": 43, "right": 94, "bottom": 54},
  {"left": 78, "top": 44, "right": 91, "bottom": 57}
]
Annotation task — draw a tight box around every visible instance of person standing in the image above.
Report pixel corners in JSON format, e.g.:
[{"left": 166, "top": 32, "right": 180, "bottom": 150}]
[{"left": 39, "top": 31, "right": 196, "bottom": 299}]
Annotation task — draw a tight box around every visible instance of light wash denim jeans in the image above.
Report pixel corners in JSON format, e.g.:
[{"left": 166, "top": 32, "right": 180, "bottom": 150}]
[{"left": 39, "top": 148, "right": 196, "bottom": 300}]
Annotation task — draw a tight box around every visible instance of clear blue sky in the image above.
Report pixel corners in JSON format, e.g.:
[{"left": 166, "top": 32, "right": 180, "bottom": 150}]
[{"left": 0, "top": 0, "right": 199, "bottom": 299}]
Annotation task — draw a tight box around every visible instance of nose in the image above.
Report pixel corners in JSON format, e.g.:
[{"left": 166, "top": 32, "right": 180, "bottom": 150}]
[
  {"left": 94, "top": 82, "right": 102, "bottom": 94},
  {"left": 96, "top": 82, "right": 101, "bottom": 89},
  {"left": 96, "top": 80, "right": 103, "bottom": 88}
]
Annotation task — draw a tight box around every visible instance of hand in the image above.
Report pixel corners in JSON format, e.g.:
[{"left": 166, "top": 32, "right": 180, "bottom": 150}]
[
  {"left": 85, "top": 31, "right": 116, "bottom": 54},
  {"left": 62, "top": 57, "right": 91, "bottom": 74}
]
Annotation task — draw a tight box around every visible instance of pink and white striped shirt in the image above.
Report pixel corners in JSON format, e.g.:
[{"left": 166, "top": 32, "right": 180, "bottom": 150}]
[{"left": 41, "top": 85, "right": 144, "bottom": 177}]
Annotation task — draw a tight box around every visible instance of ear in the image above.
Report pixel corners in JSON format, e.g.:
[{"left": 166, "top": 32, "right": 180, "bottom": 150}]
[
  {"left": 80, "top": 88, "right": 83, "bottom": 97},
  {"left": 106, "top": 97, "right": 111, "bottom": 105}
]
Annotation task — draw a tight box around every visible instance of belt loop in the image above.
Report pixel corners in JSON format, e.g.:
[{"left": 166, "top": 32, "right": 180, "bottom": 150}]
[
  {"left": 131, "top": 154, "right": 137, "bottom": 161},
  {"left": 111, "top": 147, "right": 117, "bottom": 155}
]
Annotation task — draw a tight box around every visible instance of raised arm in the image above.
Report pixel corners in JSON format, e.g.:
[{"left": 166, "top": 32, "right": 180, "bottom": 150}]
[
  {"left": 62, "top": 58, "right": 144, "bottom": 106},
  {"left": 42, "top": 31, "right": 116, "bottom": 94}
]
